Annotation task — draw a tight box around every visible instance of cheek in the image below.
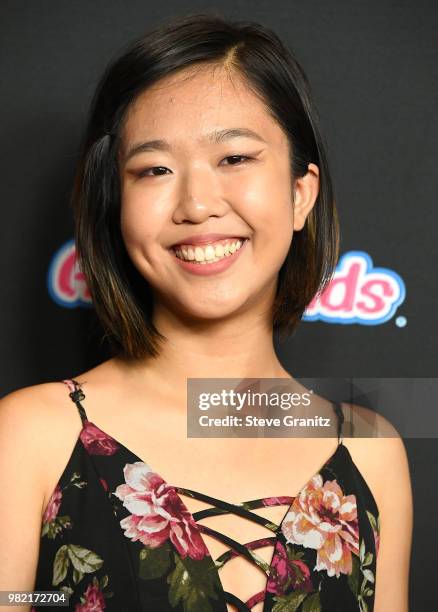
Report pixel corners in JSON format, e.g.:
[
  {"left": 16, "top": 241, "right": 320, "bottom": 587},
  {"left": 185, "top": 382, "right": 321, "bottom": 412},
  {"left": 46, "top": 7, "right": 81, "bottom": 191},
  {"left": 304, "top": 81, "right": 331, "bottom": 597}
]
[
  {"left": 119, "top": 201, "right": 170, "bottom": 285},
  {"left": 119, "top": 213, "right": 162, "bottom": 288},
  {"left": 232, "top": 173, "right": 294, "bottom": 248},
  {"left": 120, "top": 194, "right": 161, "bottom": 252},
  {"left": 231, "top": 158, "right": 293, "bottom": 219}
]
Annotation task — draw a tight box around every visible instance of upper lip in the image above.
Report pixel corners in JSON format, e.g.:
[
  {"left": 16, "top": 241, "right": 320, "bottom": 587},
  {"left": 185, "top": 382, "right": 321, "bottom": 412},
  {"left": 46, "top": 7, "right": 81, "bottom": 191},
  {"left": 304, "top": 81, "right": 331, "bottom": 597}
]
[{"left": 170, "top": 233, "right": 248, "bottom": 248}]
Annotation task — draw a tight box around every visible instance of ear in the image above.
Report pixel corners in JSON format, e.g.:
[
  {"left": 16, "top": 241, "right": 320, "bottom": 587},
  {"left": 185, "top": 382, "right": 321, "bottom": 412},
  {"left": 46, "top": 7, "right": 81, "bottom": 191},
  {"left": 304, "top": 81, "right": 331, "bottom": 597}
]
[{"left": 292, "top": 163, "right": 320, "bottom": 231}]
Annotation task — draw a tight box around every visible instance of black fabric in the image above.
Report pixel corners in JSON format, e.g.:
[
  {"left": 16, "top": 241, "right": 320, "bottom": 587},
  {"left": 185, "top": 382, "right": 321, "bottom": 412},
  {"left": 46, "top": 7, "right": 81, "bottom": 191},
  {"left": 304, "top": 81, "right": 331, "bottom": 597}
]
[{"left": 34, "top": 379, "right": 380, "bottom": 611}]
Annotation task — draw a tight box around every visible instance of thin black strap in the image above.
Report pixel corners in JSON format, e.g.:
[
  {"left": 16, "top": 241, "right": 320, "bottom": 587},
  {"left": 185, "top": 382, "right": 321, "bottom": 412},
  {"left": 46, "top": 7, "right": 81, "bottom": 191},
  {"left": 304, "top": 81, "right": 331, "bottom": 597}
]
[
  {"left": 213, "top": 535, "right": 277, "bottom": 569},
  {"left": 62, "top": 378, "right": 88, "bottom": 423},
  {"left": 223, "top": 591, "right": 251, "bottom": 612},
  {"left": 195, "top": 523, "right": 271, "bottom": 574},
  {"left": 175, "top": 486, "right": 287, "bottom": 532},
  {"left": 332, "top": 400, "right": 344, "bottom": 444}
]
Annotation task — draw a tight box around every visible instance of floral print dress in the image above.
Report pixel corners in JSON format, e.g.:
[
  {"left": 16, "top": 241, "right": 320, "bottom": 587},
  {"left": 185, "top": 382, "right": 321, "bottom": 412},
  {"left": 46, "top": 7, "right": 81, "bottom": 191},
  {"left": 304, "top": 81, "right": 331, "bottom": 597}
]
[{"left": 33, "top": 379, "right": 380, "bottom": 612}]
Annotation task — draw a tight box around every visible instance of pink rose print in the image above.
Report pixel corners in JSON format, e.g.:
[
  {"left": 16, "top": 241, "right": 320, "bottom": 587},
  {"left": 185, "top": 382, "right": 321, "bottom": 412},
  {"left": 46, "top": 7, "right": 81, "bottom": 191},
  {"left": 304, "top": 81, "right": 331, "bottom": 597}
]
[
  {"left": 267, "top": 541, "right": 313, "bottom": 594},
  {"left": 113, "top": 461, "right": 209, "bottom": 561},
  {"left": 373, "top": 526, "right": 380, "bottom": 556},
  {"left": 80, "top": 422, "right": 119, "bottom": 455},
  {"left": 42, "top": 484, "right": 62, "bottom": 524},
  {"left": 281, "top": 474, "right": 359, "bottom": 577},
  {"left": 100, "top": 478, "right": 109, "bottom": 492},
  {"left": 263, "top": 496, "right": 294, "bottom": 507},
  {"left": 75, "top": 582, "right": 106, "bottom": 611}
]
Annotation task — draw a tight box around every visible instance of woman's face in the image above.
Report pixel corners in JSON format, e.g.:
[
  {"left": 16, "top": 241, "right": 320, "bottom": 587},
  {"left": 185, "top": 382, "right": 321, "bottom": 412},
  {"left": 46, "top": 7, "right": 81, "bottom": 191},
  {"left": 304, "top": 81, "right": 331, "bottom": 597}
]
[{"left": 118, "top": 64, "right": 318, "bottom": 324}]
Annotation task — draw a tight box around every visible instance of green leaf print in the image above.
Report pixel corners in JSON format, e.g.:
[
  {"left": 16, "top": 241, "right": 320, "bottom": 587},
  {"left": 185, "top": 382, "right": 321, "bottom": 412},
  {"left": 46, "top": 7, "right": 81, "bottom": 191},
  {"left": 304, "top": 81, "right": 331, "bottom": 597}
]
[
  {"left": 139, "top": 542, "right": 172, "bottom": 579},
  {"left": 67, "top": 544, "right": 104, "bottom": 573},
  {"left": 72, "top": 568, "right": 84, "bottom": 584},
  {"left": 99, "top": 574, "right": 109, "bottom": 589},
  {"left": 59, "top": 585, "right": 74, "bottom": 597},
  {"left": 286, "top": 547, "right": 306, "bottom": 561},
  {"left": 68, "top": 472, "right": 87, "bottom": 489},
  {"left": 72, "top": 481, "right": 87, "bottom": 489},
  {"left": 53, "top": 545, "right": 69, "bottom": 586},
  {"left": 358, "top": 595, "right": 369, "bottom": 612},
  {"left": 348, "top": 537, "right": 375, "bottom": 607},
  {"left": 271, "top": 591, "right": 307, "bottom": 611},
  {"left": 42, "top": 515, "right": 72, "bottom": 540},
  {"left": 362, "top": 569, "right": 374, "bottom": 584},
  {"left": 52, "top": 544, "right": 104, "bottom": 587},
  {"left": 167, "top": 554, "right": 221, "bottom": 612},
  {"left": 359, "top": 539, "right": 366, "bottom": 564},
  {"left": 347, "top": 554, "right": 360, "bottom": 595},
  {"left": 366, "top": 510, "right": 379, "bottom": 534},
  {"left": 302, "top": 592, "right": 322, "bottom": 612}
]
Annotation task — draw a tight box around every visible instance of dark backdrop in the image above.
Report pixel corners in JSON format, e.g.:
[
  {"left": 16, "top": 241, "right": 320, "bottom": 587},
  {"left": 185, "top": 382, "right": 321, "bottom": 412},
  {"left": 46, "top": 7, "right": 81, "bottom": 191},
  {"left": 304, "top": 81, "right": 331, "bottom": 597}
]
[{"left": 1, "top": 2, "right": 437, "bottom": 609}]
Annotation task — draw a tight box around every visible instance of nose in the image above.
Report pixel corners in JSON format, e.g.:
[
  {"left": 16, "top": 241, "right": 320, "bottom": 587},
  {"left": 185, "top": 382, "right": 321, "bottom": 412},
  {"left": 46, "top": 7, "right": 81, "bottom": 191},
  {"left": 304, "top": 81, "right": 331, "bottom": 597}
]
[{"left": 172, "top": 164, "right": 229, "bottom": 224}]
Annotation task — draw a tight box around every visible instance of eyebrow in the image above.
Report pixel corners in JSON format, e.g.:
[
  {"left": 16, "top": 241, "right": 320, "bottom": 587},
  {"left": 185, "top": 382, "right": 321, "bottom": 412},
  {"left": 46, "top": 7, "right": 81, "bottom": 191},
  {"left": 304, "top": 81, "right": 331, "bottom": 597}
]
[{"left": 122, "top": 127, "right": 267, "bottom": 164}]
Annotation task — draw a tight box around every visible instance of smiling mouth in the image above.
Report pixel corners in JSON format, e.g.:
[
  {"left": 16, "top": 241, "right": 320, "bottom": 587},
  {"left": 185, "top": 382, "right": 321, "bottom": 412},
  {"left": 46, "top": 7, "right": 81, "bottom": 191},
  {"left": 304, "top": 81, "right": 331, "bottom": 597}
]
[{"left": 170, "top": 237, "right": 249, "bottom": 265}]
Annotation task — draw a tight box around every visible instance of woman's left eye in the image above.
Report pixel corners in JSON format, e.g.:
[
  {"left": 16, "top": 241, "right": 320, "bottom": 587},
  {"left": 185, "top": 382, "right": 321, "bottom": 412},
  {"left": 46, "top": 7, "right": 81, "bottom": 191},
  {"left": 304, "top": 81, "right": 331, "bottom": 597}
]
[{"left": 221, "top": 155, "right": 252, "bottom": 166}]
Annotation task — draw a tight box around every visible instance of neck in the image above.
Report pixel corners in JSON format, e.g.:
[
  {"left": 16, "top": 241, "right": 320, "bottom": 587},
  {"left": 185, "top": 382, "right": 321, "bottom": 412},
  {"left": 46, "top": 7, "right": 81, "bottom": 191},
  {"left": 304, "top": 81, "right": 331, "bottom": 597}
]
[{"left": 114, "top": 305, "right": 293, "bottom": 398}]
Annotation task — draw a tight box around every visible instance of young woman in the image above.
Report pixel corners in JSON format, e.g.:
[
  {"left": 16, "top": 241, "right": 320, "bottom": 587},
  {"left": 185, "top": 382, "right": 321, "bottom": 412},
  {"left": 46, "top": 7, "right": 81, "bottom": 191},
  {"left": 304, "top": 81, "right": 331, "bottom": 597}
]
[{"left": 0, "top": 13, "right": 412, "bottom": 612}]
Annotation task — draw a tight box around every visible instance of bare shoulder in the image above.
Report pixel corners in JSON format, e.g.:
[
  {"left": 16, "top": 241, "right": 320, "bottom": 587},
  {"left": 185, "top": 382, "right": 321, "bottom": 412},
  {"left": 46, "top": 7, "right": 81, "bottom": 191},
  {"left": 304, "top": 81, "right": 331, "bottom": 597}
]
[
  {"left": 0, "top": 381, "right": 83, "bottom": 440},
  {"left": 0, "top": 381, "right": 86, "bottom": 518},
  {"left": 0, "top": 356, "right": 118, "bottom": 441},
  {"left": 340, "top": 402, "right": 412, "bottom": 516}
]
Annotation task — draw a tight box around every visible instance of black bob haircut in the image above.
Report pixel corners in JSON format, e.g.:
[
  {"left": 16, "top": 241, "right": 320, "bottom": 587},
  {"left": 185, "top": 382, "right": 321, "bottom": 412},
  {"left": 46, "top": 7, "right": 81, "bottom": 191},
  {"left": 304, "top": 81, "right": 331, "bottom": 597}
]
[{"left": 71, "top": 12, "right": 340, "bottom": 361}]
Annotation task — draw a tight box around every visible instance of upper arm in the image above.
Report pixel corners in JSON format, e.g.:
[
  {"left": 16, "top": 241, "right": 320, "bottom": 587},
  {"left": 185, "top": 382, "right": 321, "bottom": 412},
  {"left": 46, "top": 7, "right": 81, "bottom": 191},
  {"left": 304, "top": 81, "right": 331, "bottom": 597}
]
[
  {"left": 342, "top": 404, "right": 413, "bottom": 611},
  {"left": 0, "top": 386, "right": 51, "bottom": 604},
  {"left": 369, "top": 424, "right": 413, "bottom": 611}
]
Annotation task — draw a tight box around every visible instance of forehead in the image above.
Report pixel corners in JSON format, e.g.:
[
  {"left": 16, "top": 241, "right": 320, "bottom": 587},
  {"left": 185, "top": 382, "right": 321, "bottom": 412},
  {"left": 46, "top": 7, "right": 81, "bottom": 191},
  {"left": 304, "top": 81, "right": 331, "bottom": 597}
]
[{"left": 120, "top": 64, "right": 285, "bottom": 148}]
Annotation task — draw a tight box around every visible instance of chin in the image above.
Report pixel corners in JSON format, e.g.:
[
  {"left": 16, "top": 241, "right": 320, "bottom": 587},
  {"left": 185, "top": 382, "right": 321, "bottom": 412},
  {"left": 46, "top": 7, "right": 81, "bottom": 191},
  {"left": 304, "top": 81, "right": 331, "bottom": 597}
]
[{"left": 177, "top": 299, "right": 248, "bottom": 323}]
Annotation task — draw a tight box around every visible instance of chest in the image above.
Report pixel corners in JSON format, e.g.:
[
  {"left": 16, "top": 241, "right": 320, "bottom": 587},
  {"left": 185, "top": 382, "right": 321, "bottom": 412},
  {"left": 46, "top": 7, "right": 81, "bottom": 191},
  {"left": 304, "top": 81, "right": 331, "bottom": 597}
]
[{"left": 95, "top": 409, "right": 339, "bottom": 610}]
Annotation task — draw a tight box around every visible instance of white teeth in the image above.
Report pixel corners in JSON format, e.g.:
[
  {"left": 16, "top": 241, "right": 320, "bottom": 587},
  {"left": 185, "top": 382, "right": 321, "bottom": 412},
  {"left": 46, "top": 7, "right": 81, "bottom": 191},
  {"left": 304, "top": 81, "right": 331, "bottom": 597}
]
[
  {"left": 194, "top": 246, "right": 205, "bottom": 262},
  {"left": 205, "top": 245, "right": 216, "bottom": 261},
  {"left": 174, "top": 239, "right": 246, "bottom": 264}
]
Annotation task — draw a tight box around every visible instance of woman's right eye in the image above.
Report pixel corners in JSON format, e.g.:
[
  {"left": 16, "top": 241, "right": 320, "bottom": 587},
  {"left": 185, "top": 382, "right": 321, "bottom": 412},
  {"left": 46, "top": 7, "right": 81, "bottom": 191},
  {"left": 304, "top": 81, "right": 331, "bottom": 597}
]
[{"left": 136, "top": 166, "right": 170, "bottom": 178}]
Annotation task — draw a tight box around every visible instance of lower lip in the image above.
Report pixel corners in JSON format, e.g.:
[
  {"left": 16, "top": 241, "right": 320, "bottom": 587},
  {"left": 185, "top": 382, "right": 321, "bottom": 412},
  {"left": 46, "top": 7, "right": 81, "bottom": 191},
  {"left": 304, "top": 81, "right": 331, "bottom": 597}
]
[{"left": 170, "top": 239, "right": 249, "bottom": 276}]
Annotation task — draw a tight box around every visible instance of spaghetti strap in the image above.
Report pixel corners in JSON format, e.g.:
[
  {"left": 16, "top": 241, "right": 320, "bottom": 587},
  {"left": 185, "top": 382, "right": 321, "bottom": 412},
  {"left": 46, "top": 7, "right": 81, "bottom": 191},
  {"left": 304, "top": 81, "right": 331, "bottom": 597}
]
[
  {"left": 332, "top": 400, "right": 344, "bottom": 445},
  {"left": 62, "top": 378, "right": 88, "bottom": 424}
]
